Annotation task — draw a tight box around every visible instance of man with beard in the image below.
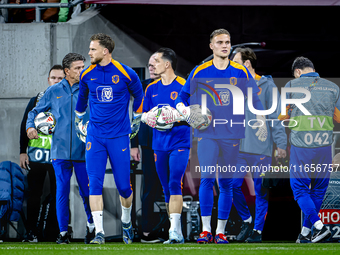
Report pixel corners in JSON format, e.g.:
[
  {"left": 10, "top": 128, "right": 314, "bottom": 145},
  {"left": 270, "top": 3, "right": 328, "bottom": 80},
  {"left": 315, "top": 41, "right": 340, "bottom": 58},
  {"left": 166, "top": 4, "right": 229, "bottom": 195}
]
[{"left": 75, "top": 33, "right": 144, "bottom": 244}]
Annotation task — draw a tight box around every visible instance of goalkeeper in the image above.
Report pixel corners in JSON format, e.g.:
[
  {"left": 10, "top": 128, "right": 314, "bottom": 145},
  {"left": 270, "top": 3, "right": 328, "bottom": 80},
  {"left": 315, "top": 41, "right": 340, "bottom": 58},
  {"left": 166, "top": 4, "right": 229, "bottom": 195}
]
[
  {"left": 75, "top": 33, "right": 143, "bottom": 245},
  {"left": 231, "top": 48, "right": 287, "bottom": 243},
  {"left": 140, "top": 48, "right": 190, "bottom": 244},
  {"left": 173, "top": 29, "right": 265, "bottom": 244}
]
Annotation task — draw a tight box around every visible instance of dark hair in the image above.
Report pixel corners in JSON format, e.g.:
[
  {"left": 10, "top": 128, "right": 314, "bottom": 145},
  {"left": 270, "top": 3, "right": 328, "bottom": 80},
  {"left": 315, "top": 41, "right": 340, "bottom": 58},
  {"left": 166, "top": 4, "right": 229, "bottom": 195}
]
[
  {"left": 90, "top": 33, "right": 115, "bottom": 53},
  {"left": 62, "top": 53, "right": 86, "bottom": 70},
  {"left": 234, "top": 47, "right": 257, "bottom": 69},
  {"left": 156, "top": 47, "right": 177, "bottom": 71},
  {"left": 291, "top": 56, "right": 314, "bottom": 75},
  {"left": 48, "top": 65, "right": 63, "bottom": 76},
  {"left": 210, "top": 28, "right": 230, "bottom": 42}
]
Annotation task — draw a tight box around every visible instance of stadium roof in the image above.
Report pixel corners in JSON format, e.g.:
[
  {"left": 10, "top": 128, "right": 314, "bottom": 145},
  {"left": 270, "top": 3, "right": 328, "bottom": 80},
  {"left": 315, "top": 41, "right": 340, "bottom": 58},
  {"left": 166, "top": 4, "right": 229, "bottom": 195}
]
[{"left": 84, "top": 0, "right": 340, "bottom": 5}]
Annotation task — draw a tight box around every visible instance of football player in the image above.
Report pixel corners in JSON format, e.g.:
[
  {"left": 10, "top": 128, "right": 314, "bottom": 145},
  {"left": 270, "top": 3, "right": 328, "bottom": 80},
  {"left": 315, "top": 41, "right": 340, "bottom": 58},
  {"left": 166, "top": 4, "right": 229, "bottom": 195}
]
[
  {"left": 141, "top": 48, "right": 190, "bottom": 244},
  {"left": 174, "top": 29, "right": 265, "bottom": 244}
]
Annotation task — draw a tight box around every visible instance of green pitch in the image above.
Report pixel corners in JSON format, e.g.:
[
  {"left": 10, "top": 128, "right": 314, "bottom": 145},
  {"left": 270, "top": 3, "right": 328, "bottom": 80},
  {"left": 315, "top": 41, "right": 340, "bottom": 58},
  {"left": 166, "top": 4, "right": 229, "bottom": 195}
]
[{"left": 1, "top": 243, "right": 340, "bottom": 255}]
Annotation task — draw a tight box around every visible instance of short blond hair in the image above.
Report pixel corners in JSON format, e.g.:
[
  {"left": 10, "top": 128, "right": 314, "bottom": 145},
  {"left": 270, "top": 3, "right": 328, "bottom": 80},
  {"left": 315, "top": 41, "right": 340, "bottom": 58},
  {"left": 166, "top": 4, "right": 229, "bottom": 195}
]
[{"left": 210, "top": 29, "right": 230, "bottom": 42}]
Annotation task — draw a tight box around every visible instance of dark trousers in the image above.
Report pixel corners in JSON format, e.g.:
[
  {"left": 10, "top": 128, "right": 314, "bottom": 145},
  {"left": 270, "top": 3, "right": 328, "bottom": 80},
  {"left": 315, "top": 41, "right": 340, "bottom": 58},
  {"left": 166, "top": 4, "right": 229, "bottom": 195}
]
[
  {"left": 141, "top": 146, "right": 163, "bottom": 233},
  {"left": 26, "top": 161, "right": 56, "bottom": 233}
]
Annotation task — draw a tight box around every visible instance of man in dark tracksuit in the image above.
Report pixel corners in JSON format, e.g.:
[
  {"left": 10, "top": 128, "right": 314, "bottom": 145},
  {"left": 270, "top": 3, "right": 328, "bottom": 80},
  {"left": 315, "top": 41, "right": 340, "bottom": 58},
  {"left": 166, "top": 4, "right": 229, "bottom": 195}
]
[{"left": 20, "top": 65, "right": 64, "bottom": 242}]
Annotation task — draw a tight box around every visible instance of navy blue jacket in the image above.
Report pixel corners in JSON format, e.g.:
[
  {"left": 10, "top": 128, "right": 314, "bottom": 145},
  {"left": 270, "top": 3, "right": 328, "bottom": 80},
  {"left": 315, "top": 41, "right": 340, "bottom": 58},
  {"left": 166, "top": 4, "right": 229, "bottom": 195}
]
[{"left": 0, "top": 161, "right": 25, "bottom": 222}]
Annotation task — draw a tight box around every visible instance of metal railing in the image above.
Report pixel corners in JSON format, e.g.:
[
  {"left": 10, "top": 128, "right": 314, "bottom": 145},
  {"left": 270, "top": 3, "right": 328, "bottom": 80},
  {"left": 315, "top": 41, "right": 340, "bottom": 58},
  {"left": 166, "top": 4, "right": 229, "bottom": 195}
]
[{"left": 0, "top": 0, "right": 84, "bottom": 22}]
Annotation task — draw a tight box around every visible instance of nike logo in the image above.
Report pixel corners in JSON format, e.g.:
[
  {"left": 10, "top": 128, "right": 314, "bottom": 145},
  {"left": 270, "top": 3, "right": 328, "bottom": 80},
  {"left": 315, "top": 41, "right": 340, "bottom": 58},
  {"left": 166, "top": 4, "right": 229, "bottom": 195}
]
[
  {"left": 57, "top": 96, "right": 62, "bottom": 99},
  {"left": 91, "top": 78, "right": 97, "bottom": 81},
  {"left": 198, "top": 138, "right": 202, "bottom": 141},
  {"left": 152, "top": 94, "right": 158, "bottom": 97},
  {"left": 233, "top": 143, "right": 239, "bottom": 147},
  {"left": 178, "top": 149, "right": 185, "bottom": 152},
  {"left": 200, "top": 233, "right": 204, "bottom": 237},
  {"left": 260, "top": 157, "right": 266, "bottom": 160},
  {"left": 206, "top": 80, "right": 213, "bottom": 83},
  {"left": 122, "top": 148, "right": 127, "bottom": 151}
]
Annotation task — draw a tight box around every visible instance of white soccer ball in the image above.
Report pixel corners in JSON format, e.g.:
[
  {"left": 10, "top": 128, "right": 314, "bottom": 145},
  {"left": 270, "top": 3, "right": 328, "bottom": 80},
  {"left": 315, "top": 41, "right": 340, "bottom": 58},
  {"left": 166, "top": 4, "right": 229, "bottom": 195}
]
[
  {"left": 152, "top": 107, "right": 174, "bottom": 131},
  {"left": 34, "top": 112, "right": 56, "bottom": 135},
  {"left": 189, "top": 104, "right": 212, "bottom": 131}
]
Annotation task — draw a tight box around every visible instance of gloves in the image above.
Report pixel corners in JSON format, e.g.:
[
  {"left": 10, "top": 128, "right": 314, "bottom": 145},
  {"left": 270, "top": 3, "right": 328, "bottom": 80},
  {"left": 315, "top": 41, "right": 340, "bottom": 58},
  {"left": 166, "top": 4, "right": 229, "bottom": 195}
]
[
  {"left": 130, "top": 112, "right": 142, "bottom": 139},
  {"left": 252, "top": 115, "right": 268, "bottom": 142},
  {"left": 141, "top": 106, "right": 158, "bottom": 128},
  {"left": 76, "top": 121, "right": 88, "bottom": 143},
  {"left": 75, "top": 111, "right": 85, "bottom": 130},
  {"left": 176, "top": 102, "right": 191, "bottom": 120},
  {"left": 161, "top": 105, "right": 185, "bottom": 124},
  {"left": 75, "top": 111, "right": 87, "bottom": 142}
]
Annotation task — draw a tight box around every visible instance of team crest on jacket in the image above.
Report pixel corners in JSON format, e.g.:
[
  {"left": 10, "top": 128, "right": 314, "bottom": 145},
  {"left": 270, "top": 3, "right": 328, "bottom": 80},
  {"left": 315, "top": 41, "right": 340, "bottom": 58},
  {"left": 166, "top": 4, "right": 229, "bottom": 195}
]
[
  {"left": 170, "top": 91, "right": 178, "bottom": 100},
  {"left": 230, "top": 77, "right": 237, "bottom": 86},
  {"left": 97, "top": 86, "right": 113, "bottom": 102},
  {"left": 219, "top": 91, "right": 230, "bottom": 105},
  {"left": 112, "top": 75, "right": 119, "bottom": 84}
]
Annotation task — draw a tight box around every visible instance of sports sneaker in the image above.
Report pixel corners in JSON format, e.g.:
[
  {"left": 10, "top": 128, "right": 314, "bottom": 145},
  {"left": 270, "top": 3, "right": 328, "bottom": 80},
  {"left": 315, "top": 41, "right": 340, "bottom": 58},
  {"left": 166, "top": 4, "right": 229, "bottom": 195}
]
[
  {"left": 122, "top": 222, "right": 134, "bottom": 244},
  {"left": 311, "top": 226, "right": 332, "bottom": 243},
  {"left": 296, "top": 233, "right": 311, "bottom": 243},
  {"left": 169, "top": 230, "right": 184, "bottom": 244},
  {"left": 197, "top": 231, "right": 213, "bottom": 244},
  {"left": 214, "top": 233, "right": 229, "bottom": 244},
  {"left": 22, "top": 231, "right": 38, "bottom": 243},
  {"left": 236, "top": 221, "right": 253, "bottom": 242},
  {"left": 90, "top": 232, "right": 105, "bottom": 244},
  {"left": 56, "top": 233, "right": 70, "bottom": 244},
  {"left": 163, "top": 239, "right": 171, "bottom": 244},
  {"left": 84, "top": 226, "right": 96, "bottom": 244},
  {"left": 245, "top": 230, "right": 262, "bottom": 243},
  {"left": 141, "top": 233, "right": 163, "bottom": 243}
]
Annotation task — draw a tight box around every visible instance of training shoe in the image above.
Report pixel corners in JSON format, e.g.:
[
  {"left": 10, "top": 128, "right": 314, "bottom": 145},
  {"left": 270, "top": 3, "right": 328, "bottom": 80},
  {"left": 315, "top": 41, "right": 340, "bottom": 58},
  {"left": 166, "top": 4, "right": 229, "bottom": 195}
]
[
  {"left": 236, "top": 221, "right": 253, "bottom": 242},
  {"left": 90, "top": 232, "right": 105, "bottom": 244},
  {"left": 85, "top": 227, "right": 96, "bottom": 244},
  {"left": 169, "top": 230, "right": 185, "bottom": 244},
  {"left": 56, "top": 233, "right": 70, "bottom": 244},
  {"left": 296, "top": 233, "right": 311, "bottom": 243},
  {"left": 214, "top": 233, "right": 229, "bottom": 244},
  {"left": 311, "top": 226, "right": 332, "bottom": 243},
  {"left": 141, "top": 233, "right": 163, "bottom": 243},
  {"left": 245, "top": 230, "right": 262, "bottom": 243},
  {"left": 22, "top": 231, "right": 38, "bottom": 243},
  {"left": 122, "top": 222, "right": 134, "bottom": 244},
  {"left": 163, "top": 239, "right": 171, "bottom": 244},
  {"left": 197, "top": 231, "right": 213, "bottom": 244}
]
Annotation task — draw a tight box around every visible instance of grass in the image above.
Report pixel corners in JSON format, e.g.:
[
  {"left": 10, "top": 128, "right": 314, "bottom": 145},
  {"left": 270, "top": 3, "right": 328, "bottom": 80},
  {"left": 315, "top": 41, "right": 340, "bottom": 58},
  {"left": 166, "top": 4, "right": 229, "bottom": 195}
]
[{"left": 1, "top": 242, "right": 340, "bottom": 255}]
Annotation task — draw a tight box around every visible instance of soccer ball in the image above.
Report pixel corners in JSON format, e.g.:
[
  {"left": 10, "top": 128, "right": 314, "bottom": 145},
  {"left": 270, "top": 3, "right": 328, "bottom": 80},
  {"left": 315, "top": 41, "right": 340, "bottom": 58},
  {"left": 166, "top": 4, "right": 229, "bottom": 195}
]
[
  {"left": 34, "top": 112, "right": 56, "bottom": 135},
  {"left": 153, "top": 107, "right": 174, "bottom": 131},
  {"left": 188, "top": 104, "right": 212, "bottom": 131}
]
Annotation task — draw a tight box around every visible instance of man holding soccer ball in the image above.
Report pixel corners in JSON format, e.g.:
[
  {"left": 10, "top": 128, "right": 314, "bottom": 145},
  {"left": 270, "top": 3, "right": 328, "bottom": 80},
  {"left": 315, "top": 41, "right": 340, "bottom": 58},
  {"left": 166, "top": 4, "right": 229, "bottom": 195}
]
[
  {"left": 140, "top": 48, "right": 190, "bottom": 244},
  {"left": 26, "top": 53, "right": 95, "bottom": 244}
]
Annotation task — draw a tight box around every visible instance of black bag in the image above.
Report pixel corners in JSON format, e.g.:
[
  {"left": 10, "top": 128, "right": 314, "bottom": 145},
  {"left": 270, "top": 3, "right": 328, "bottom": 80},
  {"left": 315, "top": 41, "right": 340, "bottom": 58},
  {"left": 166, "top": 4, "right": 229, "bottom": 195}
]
[{"left": 36, "top": 193, "right": 59, "bottom": 241}]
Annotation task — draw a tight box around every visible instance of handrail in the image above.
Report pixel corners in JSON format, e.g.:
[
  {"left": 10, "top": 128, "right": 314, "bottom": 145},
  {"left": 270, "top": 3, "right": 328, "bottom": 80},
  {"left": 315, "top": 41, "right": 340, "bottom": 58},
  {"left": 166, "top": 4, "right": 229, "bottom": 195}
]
[{"left": 0, "top": 0, "right": 85, "bottom": 22}]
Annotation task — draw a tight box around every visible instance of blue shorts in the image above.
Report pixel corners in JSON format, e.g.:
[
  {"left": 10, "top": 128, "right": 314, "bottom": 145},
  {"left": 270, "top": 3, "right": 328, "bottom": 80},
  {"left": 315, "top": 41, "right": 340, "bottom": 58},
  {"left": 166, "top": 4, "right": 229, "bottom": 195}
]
[
  {"left": 86, "top": 134, "right": 132, "bottom": 198},
  {"left": 154, "top": 148, "right": 190, "bottom": 203}
]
